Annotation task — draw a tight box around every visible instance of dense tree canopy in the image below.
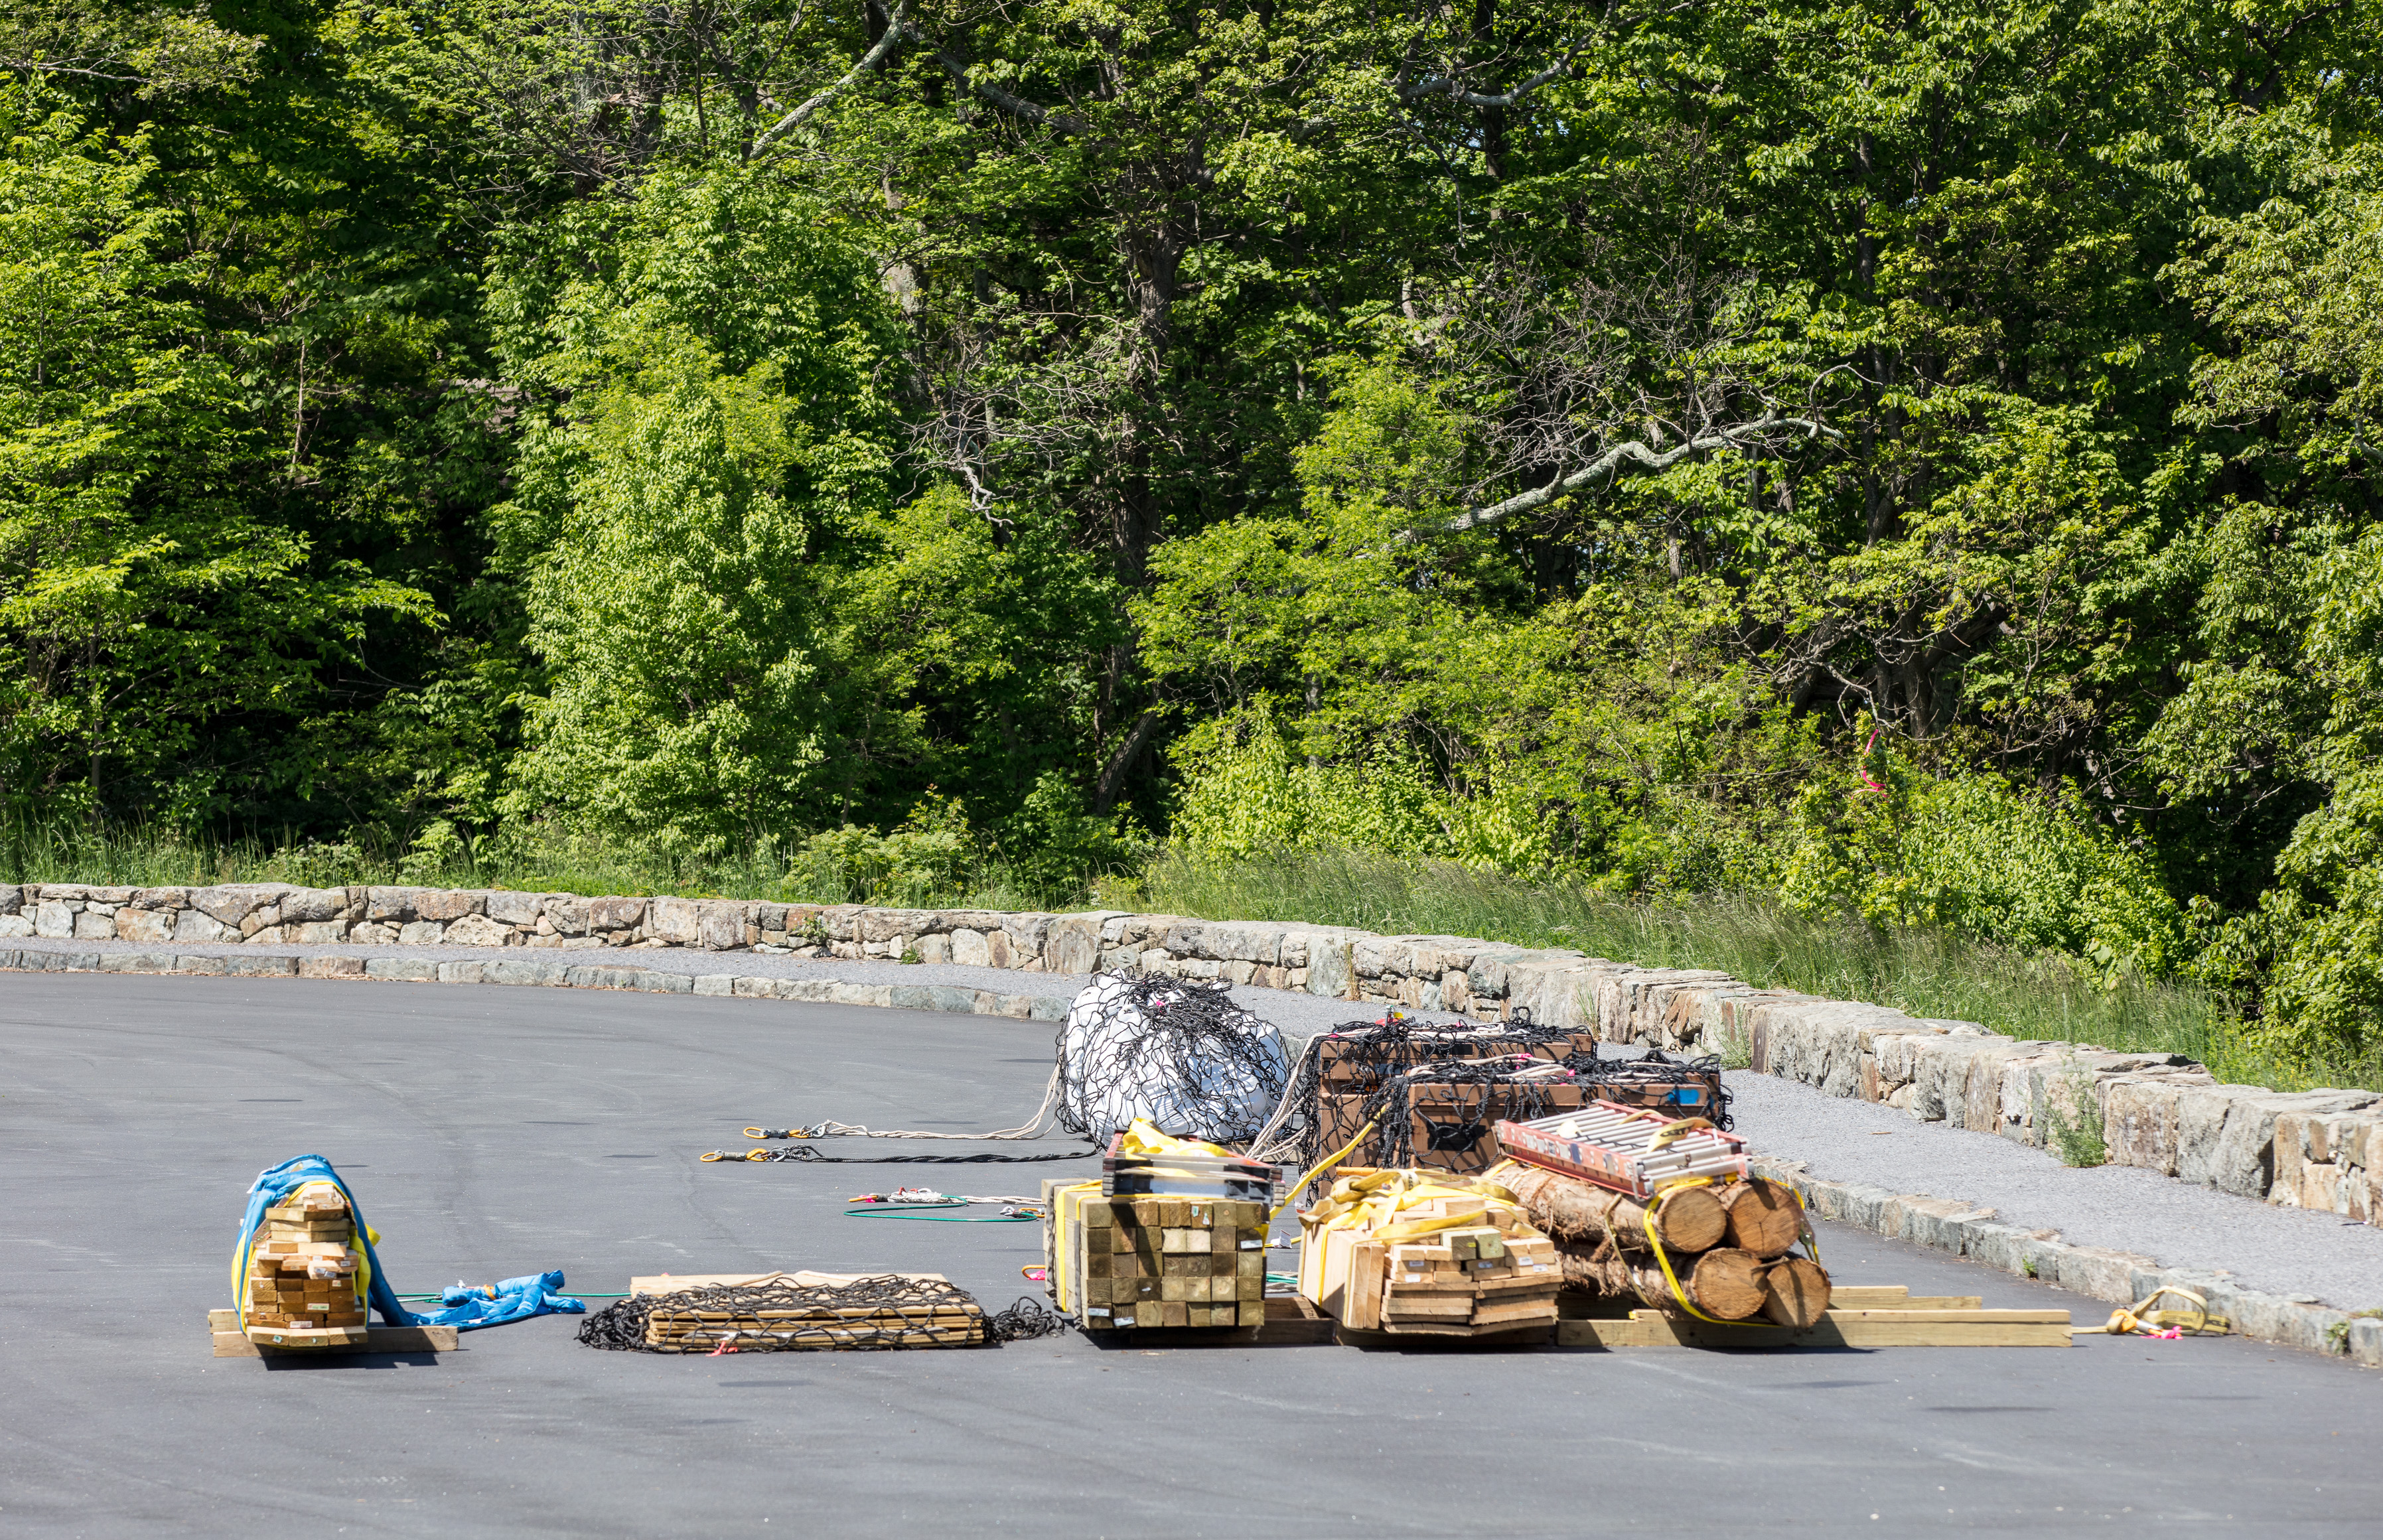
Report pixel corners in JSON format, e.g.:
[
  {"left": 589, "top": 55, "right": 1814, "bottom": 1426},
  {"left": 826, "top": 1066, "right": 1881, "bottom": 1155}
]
[{"left": 3, "top": 0, "right": 2380, "bottom": 1058}]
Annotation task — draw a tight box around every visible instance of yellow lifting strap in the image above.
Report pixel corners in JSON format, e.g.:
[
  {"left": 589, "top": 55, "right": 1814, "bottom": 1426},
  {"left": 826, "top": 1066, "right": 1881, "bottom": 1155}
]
[
  {"left": 2070, "top": 1285, "right": 2231, "bottom": 1338},
  {"left": 1269, "top": 1117, "right": 1379, "bottom": 1224},
  {"left": 1637, "top": 1174, "right": 1818, "bottom": 1330}
]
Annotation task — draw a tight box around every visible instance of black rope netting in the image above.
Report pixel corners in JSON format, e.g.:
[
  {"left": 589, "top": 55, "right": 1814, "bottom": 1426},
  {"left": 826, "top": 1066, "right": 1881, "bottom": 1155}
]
[
  {"left": 1345, "top": 1058, "right": 1582, "bottom": 1173},
  {"left": 1056, "top": 973, "right": 1290, "bottom": 1145},
  {"left": 702, "top": 1145, "right": 1092, "bottom": 1164},
  {"left": 1561, "top": 1044, "right": 1733, "bottom": 1131},
  {"left": 577, "top": 1275, "right": 1060, "bottom": 1352},
  {"left": 1272, "top": 1012, "right": 1732, "bottom": 1173},
  {"left": 1272, "top": 1011, "right": 1578, "bottom": 1171}
]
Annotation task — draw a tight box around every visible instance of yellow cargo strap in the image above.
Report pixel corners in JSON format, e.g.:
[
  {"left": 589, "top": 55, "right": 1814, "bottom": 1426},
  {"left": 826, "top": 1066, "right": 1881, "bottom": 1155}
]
[
  {"left": 2071, "top": 1285, "right": 2230, "bottom": 1337},
  {"left": 1269, "top": 1118, "right": 1378, "bottom": 1224}
]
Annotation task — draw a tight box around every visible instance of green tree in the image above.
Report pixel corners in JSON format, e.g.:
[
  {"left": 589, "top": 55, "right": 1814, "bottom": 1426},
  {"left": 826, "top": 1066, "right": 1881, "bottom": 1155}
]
[
  {"left": 492, "top": 167, "right": 908, "bottom": 849},
  {"left": 0, "top": 86, "right": 418, "bottom": 823}
]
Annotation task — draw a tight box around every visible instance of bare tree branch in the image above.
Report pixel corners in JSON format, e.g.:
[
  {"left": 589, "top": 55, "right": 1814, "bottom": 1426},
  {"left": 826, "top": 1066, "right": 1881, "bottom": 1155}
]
[
  {"left": 877, "top": 3, "right": 1077, "bottom": 131},
  {"left": 747, "top": 0, "right": 906, "bottom": 155},
  {"left": 1397, "top": 52, "right": 1579, "bottom": 109},
  {"left": 1448, "top": 413, "right": 1839, "bottom": 532}
]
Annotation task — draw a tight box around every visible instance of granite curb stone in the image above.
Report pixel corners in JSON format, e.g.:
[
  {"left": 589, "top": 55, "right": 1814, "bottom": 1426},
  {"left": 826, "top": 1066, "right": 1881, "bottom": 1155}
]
[{"left": 1751, "top": 1155, "right": 2380, "bottom": 1368}]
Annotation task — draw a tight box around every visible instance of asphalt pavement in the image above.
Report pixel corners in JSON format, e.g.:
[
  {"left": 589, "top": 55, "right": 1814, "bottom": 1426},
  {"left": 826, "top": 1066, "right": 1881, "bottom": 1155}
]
[{"left": 3, "top": 973, "right": 2376, "bottom": 1537}]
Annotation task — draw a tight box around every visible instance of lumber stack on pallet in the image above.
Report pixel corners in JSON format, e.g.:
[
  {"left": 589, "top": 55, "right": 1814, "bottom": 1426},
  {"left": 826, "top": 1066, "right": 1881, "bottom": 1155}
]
[
  {"left": 1047, "top": 1181, "right": 1269, "bottom": 1330},
  {"left": 1500, "top": 1160, "right": 1833, "bottom": 1328},
  {"left": 240, "top": 1189, "right": 369, "bottom": 1349},
  {"left": 1300, "top": 1168, "right": 1563, "bottom": 1339},
  {"left": 643, "top": 1300, "right": 984, "bottom": 1351},
  {"left": 628, "top": 1273, "right": 989, "bottom": 1352}
]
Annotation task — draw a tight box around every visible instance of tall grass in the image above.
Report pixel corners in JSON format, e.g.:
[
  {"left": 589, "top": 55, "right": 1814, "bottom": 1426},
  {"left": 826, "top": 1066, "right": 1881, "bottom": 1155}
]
[
  {"left": 0, "top": 821, "right": 1051, "bottom": 911},
  {"left": 1135, "top": 849, "right": 2371, "bottom": 1094}
]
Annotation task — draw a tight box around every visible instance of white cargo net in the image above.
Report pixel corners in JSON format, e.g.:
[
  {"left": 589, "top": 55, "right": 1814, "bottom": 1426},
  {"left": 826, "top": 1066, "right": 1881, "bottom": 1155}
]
[{"left": 1056, "top": 973, "right": 1291, "bottom": 1145}]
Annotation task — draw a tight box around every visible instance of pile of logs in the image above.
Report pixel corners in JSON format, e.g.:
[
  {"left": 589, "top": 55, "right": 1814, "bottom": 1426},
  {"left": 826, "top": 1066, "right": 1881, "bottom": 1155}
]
[{"left": 1498, "top": 1162, "right": 1832, "bottom": 1328}]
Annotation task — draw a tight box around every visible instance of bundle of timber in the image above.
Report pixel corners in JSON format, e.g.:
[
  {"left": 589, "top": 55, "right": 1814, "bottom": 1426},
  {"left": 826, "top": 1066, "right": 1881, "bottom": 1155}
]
[
  {"left": 581, "top": 1272, "right": 990, "bottom": 1351},
  {"left": 1496, "top": 1160, "right": 1832, "bottom": 1328},
  {"left": 240, "top": 1188, "right": 368, "bottom": 1348},
  {"left": 1046, "top": 1180, "right": 1271, "bottom": 1330},
  {"left": 1299, "top": 1168, "right": 1562, "bottom": 1338}
]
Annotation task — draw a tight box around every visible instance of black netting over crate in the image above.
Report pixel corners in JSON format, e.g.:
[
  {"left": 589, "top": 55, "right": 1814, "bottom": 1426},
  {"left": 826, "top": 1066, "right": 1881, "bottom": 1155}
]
[
  {"left": 1250, "top": 1011, "right": 1579, "bottom": 1169},
  {"left": 1559, "top": 1044, "right": 1733, "bottom": 1131}
]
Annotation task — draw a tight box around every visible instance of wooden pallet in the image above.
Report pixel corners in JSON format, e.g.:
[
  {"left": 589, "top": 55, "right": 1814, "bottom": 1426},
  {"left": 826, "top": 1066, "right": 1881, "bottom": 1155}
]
[
  {"left": 1557, "top": 1307, "right": 2071, "bottom": 1348},
  {"left": 1080, "top": 1294, "right": 1339, "bottom": 1348},
  {"left": 206, "top": 1308, "right": 457, "bottom": 1357}
]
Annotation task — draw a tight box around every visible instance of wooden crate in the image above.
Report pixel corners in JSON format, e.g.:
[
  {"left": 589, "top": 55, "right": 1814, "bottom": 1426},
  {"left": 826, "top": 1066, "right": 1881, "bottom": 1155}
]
[
  {"left": 1047, "top": 1181, "right": 1269, "bottom": 1331},
  {"left": 1406, "top": 1082, "right": 1588, "bottom": 1173}
]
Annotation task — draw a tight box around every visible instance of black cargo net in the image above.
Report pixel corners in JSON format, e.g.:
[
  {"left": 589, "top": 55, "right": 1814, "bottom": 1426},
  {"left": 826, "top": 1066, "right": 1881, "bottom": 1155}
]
[
  {"left": 576, "top": 1275, "right": 1061, "bottom": 1352},
  {"left": 1250, "top": 1010, "right": 1579, "bottom": 1169},
  {"left": 1559, "top": 1044, "right": 1733, "bottom": 1131}
]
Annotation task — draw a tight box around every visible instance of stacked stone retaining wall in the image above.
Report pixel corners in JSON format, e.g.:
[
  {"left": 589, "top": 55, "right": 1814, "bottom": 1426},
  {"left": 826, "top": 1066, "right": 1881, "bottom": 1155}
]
[{"left": 5, "top": 881, "right": 2376, "bottom": 1224}]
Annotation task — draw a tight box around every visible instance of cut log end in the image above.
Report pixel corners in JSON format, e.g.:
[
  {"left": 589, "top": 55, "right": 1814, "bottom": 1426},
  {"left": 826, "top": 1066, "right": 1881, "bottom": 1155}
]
[
  {"left": 1686, "top": 1247, "right": 1769, "bottom": 1320},
  {"left": 1761, "top": 1256, "right": 1832, "bottom": 1328},
  {"left": 1719, "top": 1177, "right": 1804, "bottom": 1257},
  {"left": 1652, "top": 1183, "right": 1727, "bottom": 1252}
]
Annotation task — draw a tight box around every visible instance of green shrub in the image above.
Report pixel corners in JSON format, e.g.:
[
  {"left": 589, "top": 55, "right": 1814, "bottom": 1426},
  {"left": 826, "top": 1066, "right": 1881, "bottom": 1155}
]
[{"left": 1779, "top": 746, "right": 2188, "bottom": 980}]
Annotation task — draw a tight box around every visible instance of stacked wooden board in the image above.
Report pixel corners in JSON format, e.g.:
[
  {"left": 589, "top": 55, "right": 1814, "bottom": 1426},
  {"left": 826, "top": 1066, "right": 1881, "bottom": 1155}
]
[
  {"left": 1046, "top": 1181, "right": 1269, "bottom": 1330},
  {"left": 1559, "top": 1287, "right": 2074, "bottom": 1348},
  {"left": 625, "top": 1271, "right": 987, "bottom": 1351},
  {"left": 1300, "top": 1168, "right": 1563, "bottom": 1338},
  {"left": 1102, "top": 1131, "right": 1279, "bottom": 1202},
  {"left": 240, "top": 1188, "right": 369, "bottom": 1350}
]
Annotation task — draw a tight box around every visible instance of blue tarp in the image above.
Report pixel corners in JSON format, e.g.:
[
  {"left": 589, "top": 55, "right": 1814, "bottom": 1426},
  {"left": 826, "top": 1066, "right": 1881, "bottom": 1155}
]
[
  {"left": 234, "top": 1155, "right": 583, "bottom": 1330},
  {"left": 419, "top": 1271, "right": 585, "bottom": 1330}
]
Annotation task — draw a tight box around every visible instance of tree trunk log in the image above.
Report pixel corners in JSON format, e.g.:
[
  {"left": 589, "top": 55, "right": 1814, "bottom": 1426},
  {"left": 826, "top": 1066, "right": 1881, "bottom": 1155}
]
[
  {"left": 1761, "top": 1256, "right": 1832, "bottom": 1328},
  {"left": 1686, "top": 1249, "right": 1769, "bottom": 1320},
  {"left": 1549, "top": 1238, "right": 1772, "bottom": 1319},
  {"left": 1719, "top": 1177, "right": 1804, "bottom": 1257},
  {"left": 1506, "top": 1165, "right": 1725, "bottom": 1252}
]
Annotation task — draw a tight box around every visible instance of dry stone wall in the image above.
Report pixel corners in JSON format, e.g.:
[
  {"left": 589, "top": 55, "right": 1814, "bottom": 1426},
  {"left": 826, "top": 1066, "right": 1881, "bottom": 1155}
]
[{"left": 5, "top": 880, "right": 2378, "bottom": 1223}]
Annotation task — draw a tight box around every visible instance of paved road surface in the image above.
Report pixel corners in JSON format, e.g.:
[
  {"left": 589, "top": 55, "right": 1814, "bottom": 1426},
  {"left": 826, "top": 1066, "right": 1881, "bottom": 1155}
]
[{"left": 2, "top": 974, "right": 2374, "bottom": 1537}]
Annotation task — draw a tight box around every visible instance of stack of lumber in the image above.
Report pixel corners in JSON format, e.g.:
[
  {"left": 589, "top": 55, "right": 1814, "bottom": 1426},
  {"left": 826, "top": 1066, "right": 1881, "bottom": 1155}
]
[
  {"left": 1499, "top": 1161, "right": 1831, "bottom": 1328},
  {"left": 1047, "top": 1182, "right": 1269, "bottom": 1330},
  {"left": 1300, "top": 1168, "right": 1563, "bottom": 1338},
  {"left": 1558, "top": 1287, "right": 2074, "bottom": 1349},
  {"left": 618, "top": 1273, "right": 988, "bottom": 1352},
  {"left": 241, "top": 1188, "right": 368, "bottom": 1348},
  {"left": 638, "top": 1296, "right": 981, "bottom": 1354}
]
